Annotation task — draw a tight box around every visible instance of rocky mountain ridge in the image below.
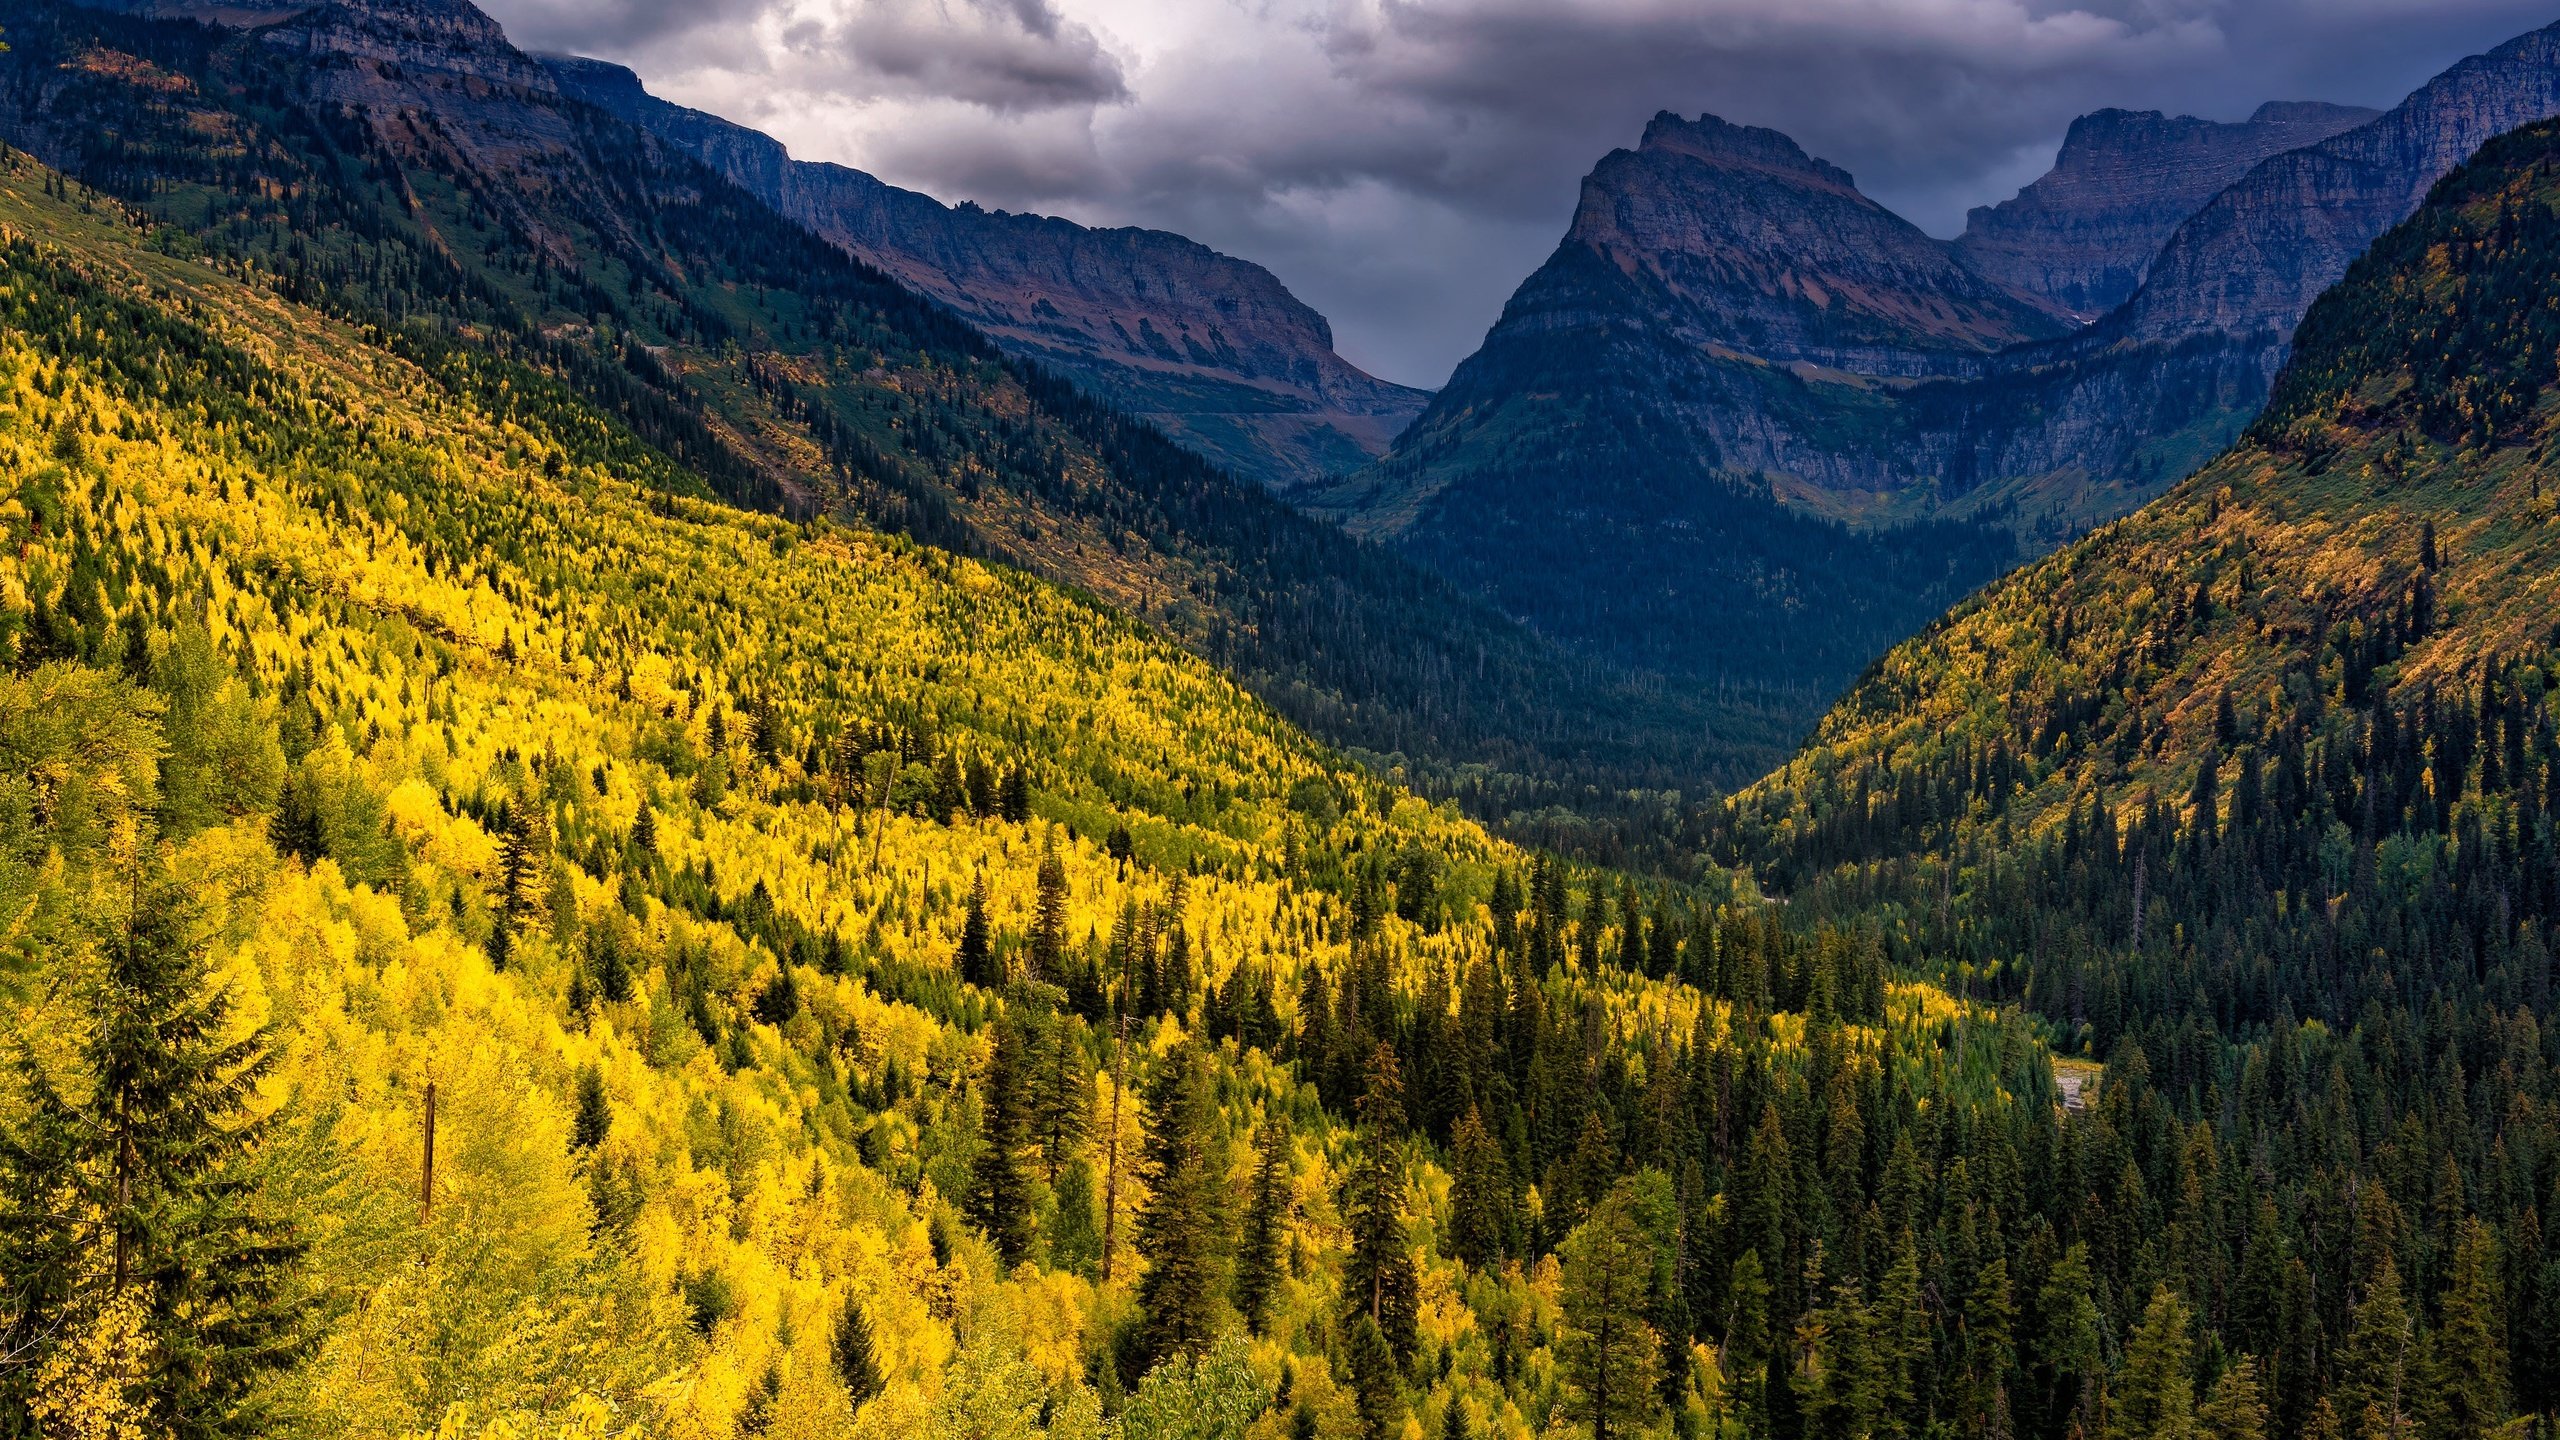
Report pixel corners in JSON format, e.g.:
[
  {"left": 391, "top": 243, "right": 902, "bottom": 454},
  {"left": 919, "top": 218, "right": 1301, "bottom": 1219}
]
[
  {"left": 2119, "top": 23, "right": 2560, "bottom": 347},
  {"left": 1952, "top": 100, "right": 2378, "bottom": 319},
  {"left": 59, "top": 0, "right": 1426, "bottom": 493},
  {"left": 1555, "top": 110, "right": 2069, "bottom": 378},
  {"left": 544, "top": 55, "right": 1427, "bottom": 494}
]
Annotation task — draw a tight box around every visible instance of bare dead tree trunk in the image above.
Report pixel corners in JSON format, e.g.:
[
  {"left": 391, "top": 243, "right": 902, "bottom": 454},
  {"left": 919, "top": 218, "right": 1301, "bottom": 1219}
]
[
  {"left": 1100, "top": 933, "right": 1136, "bottom": 1284},
  {"left": 419, "top": 1081, "right": 437, "bottom": 1224}
]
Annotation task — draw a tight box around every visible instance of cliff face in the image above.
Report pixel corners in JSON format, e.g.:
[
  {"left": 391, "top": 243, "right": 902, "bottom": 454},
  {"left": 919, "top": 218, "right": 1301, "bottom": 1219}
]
[
  {"left": 1553, "top": 111, "right": 2067, "bottom": 377},
  {"left": 2121, "top": 26, "right": 2560, "bottom": 346},
  {"left": 544, "top": 57, "right": 1427, "bottom": 493},
  {"left": 1953, "top": 101, "right": 2376, "bottom": 319}
]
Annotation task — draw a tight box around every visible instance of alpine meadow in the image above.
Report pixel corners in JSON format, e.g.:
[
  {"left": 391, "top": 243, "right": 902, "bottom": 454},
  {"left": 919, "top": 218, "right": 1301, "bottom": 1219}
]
[{"left": 5, "top": 5, "right": 2560, "bottom": 1440}]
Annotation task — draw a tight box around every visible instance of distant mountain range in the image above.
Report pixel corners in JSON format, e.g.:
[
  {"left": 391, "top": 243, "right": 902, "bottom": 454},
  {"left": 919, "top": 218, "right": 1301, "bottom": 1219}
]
[
  {"left": 542, "top": 56, "right": 1427, "bottom": 495},
  {"left": 1953, "top": 101, "right": 2379, "bottom": 321},
  {"left": 20, "top": 0, "right": 2560, "bottom": 796},
  {"left": 50, "top": 0, "right": 1427, "bottom": 496},
  {"left": 1313, "top": 19, "right": 2560, "bottom": 731}
]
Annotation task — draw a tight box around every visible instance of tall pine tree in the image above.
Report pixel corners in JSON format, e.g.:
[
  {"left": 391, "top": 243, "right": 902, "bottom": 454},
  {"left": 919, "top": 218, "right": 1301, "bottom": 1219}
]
[
  {"left": 833, "top": 1295, "right": 883, "bottom": 1410},
  {"left": 966, "top": 1010, "right": 1037, "bottom": 1265},
  {"left": 1341, "top": 1044, "right": 1417, "bottom": 1360},
  {"left": 1135, "top": 1043, "right": 1223, "bottom": 1363},
  {"left": 1029, "top": 839, "right": 1068, "bottom": 981},
  {"left": 1559, "top": 1183, "right": 1663, "bottom": 1440},
  {"left": 0, "top": 877, "right": 306, "bottom": 1439},
  {"left": 956, "top": 875, "right": 997, "bottom": 989},
  {"left": 1233, "top": 1119, "right": 1290, "bottom": 1334},
  {"left": 1447, "top": 1105, "right": 1512, "bottom": 1270},
  {"left": 2109, "top": 1286, "right": 2197, "bottom": 1440}
]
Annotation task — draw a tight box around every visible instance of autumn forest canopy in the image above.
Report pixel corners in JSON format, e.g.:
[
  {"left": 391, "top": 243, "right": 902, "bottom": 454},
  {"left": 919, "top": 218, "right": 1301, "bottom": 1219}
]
[{"left": 6, "top": 6, "right": 2560, "bottom": 1440}]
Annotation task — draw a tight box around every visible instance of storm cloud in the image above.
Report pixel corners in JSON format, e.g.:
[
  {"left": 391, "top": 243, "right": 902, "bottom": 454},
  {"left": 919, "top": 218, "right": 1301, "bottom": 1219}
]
[{"left": 477, "top": 0, "right": 2560, "bottom": 387}]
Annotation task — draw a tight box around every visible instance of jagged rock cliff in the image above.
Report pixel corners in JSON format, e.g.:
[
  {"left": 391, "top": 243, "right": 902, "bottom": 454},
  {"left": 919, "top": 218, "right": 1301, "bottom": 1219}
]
[
  {"left": 1553, "top": 111, "right": 2067, "bottom": 377},
  {"left": 543, "top": 57, "right": 1427, "bottom": 493},
  {"left": 1954, "top": 101, "right": 2376, "bottom": 319},
  {"left": 2120, "top": 25, "right": 2560, "bottom": 346}
]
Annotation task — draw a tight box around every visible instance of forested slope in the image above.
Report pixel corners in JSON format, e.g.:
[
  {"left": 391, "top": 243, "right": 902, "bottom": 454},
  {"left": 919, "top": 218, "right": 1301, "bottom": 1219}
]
[
  {"left": 0, "top": 147, "right": 2074, "bottom": 1440},
  {"left": 1715, "top": 119, "right": 2560, "bottom": 1437}
]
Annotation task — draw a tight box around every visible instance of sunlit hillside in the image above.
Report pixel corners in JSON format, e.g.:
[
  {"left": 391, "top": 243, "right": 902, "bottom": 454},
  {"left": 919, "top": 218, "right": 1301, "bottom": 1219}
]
[
  {"left": 0, "top": 0, "right": 1784, "bottom": 862},
  {"left": 0, "top": 146, "right": 2070, "bottom": 1440}
]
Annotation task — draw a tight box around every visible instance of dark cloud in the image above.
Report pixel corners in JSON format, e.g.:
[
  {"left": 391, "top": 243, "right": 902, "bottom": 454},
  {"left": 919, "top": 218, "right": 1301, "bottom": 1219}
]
[
  {"left": 794, "top": 0, "right": 1127, "bottom": 112},
  {"left": 489, "top": 0, "right": 766, "bottom": 54},
  {"left": 479, "top": 0, "right": 2560, "bottom": 386}
]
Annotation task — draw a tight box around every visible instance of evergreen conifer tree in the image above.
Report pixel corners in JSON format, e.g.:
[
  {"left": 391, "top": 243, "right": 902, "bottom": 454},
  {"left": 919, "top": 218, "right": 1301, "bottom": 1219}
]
[
  {"left": 2430, "top": 1218, "right": 2509, "bottom": 1436},
  {"left": 1029, "top": 1016, "right": 1090, "bottom": 1182},
  {"left": 1029, "top": 841, "right": 1068, "bottom": 980},
  {"left": 1341, "top": 1045, "right": 1417, "bottom": 1359},
  {"left": 1447, "top": 1105, "right": 1511, "bottom": 1269},
  {"left": 0, "top": 878, "right": 306, "bottom": 1439},
  {"left": 833, "top": 1295, "right": 883, "bottom": 1409},
  {"left": 2199, "top": 1359, "right": 2271, "bottom": 1440},
  {"left": 2338, "top": 1259, "right": 2414, "bottom": 1439},
  {"left": 2109, "top": 1286, "right": 2197, "bottom": 1440},
  {"left": 1345, "top": 1311, "right": 1403, "bottom": 1440},
  {"left": 1233, "top": 1120, "right": 1290, "bottom": 1334},
  {"left": 1876, "top": 1228, "right": 1926, "bottom": 1429},
  {"left": 1965, "top": 1254, "right": 2016, "bottom": 1429},
  {"left": 1725, "top": 1247, "right": 1774, "bottom": 1437},
  {"left": 2036, "top": 1242, "right": 2105, "bottom": 1434},
  {"left": 1559, "top": 1183, "right": 1662, "bottom": 1440},
  {"left": 956, "top": 874, "right": 997, "bottom": 988},
  {"left": 966, "top": 1011, "right": 1037, "bottom": 1266},
  {"left": 1135, "top": 1043, "right": 1223, "bottom": 1362},
  {"left": 571, "top": 1065, "right": 611, "bottom": 1151}
]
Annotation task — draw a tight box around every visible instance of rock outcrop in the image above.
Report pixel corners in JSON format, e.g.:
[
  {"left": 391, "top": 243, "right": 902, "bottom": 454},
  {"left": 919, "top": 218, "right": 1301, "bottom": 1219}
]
[
  {"left": 544, "top": 57, "right": 1427, "bottom": 493},
  {"left": 1954, "top": 101, "right": 2376, "bottom": 319}
]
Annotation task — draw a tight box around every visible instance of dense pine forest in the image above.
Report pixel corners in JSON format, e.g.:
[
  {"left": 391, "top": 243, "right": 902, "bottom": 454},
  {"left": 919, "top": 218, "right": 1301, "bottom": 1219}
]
[{"left": 9, "top": 1, "right": 2560, "bottom": 1438}]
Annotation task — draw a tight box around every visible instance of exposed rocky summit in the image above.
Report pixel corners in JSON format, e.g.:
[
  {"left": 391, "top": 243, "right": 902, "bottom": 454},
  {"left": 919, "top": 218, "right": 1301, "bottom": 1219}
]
[
  {"left": 1954, "top": 101, "right": 2376, "bottom": 319},
  {"left": 1558, "top": 111, "right": 2067, "bottom": 377},
  {"left": 544, "top": 57, "right": 1427, "bottom": 493}
]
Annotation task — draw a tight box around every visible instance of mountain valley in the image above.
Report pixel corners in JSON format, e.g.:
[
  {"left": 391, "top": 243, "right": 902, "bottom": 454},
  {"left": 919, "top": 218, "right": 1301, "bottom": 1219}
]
[{"left": 4, "top": 4, "right": 2560, "bottom": 1440}]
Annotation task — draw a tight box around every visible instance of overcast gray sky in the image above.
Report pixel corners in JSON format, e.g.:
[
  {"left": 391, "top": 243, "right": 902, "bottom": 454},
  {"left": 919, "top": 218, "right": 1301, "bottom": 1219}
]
[{"left": 478, "top": 0, "right": 2560, "bottom": 388}]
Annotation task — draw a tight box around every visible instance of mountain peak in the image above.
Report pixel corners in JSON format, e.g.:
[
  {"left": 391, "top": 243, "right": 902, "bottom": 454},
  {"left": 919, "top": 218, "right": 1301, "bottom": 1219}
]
[
  {"left": 1636, "top": 110, "right": 1857, "bottom": 191},
  {"left": 1552, "top": 111, "right": 2063, "bottom": 376}
]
